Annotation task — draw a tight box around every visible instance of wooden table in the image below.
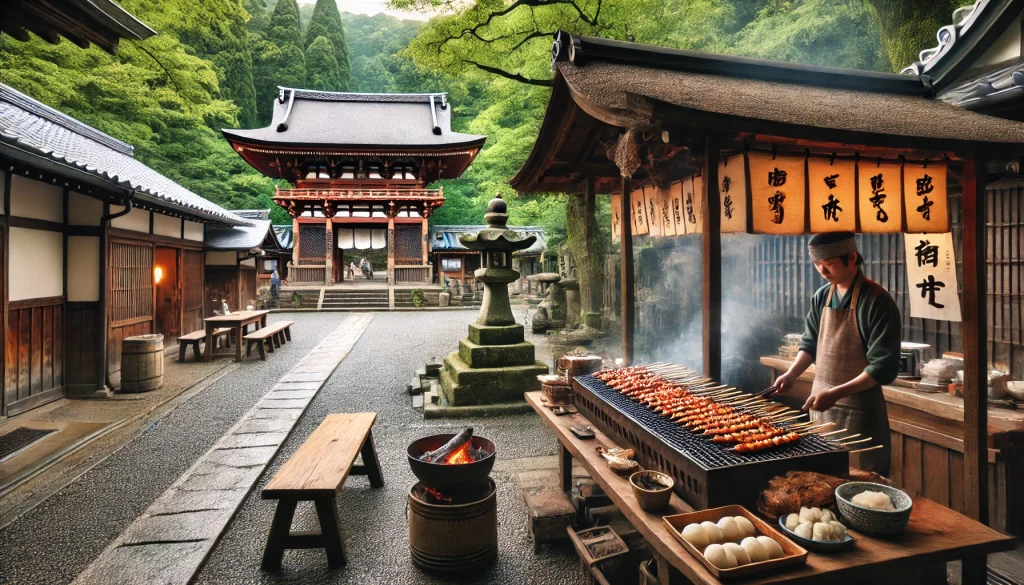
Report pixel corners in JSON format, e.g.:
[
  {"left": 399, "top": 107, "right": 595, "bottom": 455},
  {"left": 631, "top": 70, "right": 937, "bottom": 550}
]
[
  {"left": 203, "top": 310, "right": 269, "bottom": 362},
  {"left": 526, "top": 391, "right": 1014, "bottom": 585}
]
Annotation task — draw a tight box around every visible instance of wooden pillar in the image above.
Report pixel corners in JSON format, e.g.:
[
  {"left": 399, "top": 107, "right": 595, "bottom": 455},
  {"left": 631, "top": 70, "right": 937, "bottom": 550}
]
[
  {"left": 421, "top": 216, "right": 429, "bottom": 265},
  {"left": 701, "top": 134, "right": 722, "bottom": 380},
  {"left": 387, "top": 213, "right": 396, "bottom": 285},
  {"left": 961, "top": 156, "right": 988, "bottom": 528},
  {"left": 325, "top": 217, "right": 333, "bottom": 284},
  {"left": 291, "top": 217, "right": 300, "bottom": 267},
  {"left": 620, "top": 176, "right": 634, "bottom": 365}
]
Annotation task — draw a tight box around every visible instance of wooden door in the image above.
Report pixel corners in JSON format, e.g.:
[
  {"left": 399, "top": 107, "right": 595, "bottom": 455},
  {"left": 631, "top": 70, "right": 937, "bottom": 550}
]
[
  {"left": 182, "top": 250, "right": 204, "bottom": 334},
  {"left": 108, "top": 240, "right": 154, "bottom": 377}
]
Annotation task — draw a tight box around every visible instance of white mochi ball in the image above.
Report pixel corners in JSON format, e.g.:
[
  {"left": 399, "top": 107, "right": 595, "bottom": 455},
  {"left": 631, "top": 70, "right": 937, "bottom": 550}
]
[
  {"left": 757, "top": 536, "right": 785, "bottom": 559},
  {"left": 812, "top": 522, "right": 832, "bottom": 542},
  {"left": 734, "top": 515, "right": 757, "bottom": 538},
  {"left": 829, "top": 521, "right": 847, "bottom": 540},
  {"left": 717, "top": 516, "right": 742, "bottom": 541},
  {"left": 724, "top": 542, "right": 751, "bottom": 566},
  {"left": 682, "top": 523, "right": 710, "bottom": 548},
  {"left": 785, "top": 513, "right": 800, "bottom": 530},
  {"left": 819, "top": 509, "right": 836, "bottom": 523},
  {"left": 700, "top": 521, "right": 724, "bottom": 544},
  {"left": 741, "top": 536, "right": 769, "bottom": 563},
  {"left": 794, "top": 521, "right": 813, "bottom": 540},
  {"left": 798, "top": 507, "right": 816, "bottom": 523},
  {"left": 704, "top": 544, "right": 738, "bottom": 569}
]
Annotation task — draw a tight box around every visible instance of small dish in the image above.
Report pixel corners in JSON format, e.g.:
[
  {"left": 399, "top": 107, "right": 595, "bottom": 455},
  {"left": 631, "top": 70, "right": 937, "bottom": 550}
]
[
  {"left": 777, "top": 517, "right": 854, "bottom": 552},
  {"left": 630, "top": 470, "right": 673, "bottom": 511},
  {"left": 835, "top": 482, "right": 912, "bottom": 535}
]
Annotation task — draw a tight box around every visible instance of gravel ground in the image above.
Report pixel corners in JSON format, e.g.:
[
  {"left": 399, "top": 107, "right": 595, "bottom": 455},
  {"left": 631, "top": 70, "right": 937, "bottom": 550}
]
[
  {"left": 0, "top": 313, "right": 351, "bottom": 585},
  {"left": 194, "top": 311, "right": 587, "bottom": 585}
]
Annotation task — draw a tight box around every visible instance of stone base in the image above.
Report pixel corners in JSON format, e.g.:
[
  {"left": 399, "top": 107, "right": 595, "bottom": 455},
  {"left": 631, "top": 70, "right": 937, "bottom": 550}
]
[
  {"left": 440, "top": 352, "right": 548, "bottom": 405},
  {"left": 458, "top": 338, "right": 537, "bottom": 368},
  {"left": 468, "top": 323, "right": 524, "bottom": 345},
  {"left": 423, "top": 399, "right": 534, "bottom": 419}
]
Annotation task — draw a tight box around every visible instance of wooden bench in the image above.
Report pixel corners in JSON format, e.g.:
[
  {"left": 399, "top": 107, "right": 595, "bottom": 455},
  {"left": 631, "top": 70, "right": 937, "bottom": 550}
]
[
  {"left": 261, "top": 412, "right": 384, "bottom": 571},
  {"left": 243, "top": 321, "right": 294, "bottom": 360},
  {"left": 177, "top": 328, "right": 233, "bottom": 362}
]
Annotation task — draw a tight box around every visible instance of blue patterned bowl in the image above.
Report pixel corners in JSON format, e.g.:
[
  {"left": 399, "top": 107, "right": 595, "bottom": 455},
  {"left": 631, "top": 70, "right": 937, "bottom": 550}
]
[{"left": 835, "top": 482, "right": 912, "bottom": 535}]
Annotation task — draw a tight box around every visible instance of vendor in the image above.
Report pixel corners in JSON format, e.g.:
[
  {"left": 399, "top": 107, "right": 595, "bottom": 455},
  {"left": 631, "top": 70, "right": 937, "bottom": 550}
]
[{"left": 773, "top": 232, "right": 901, "bottom": 475}]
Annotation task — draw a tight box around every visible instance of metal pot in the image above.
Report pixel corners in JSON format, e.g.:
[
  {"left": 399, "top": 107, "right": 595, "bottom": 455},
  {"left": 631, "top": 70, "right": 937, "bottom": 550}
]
[{"left": 407, "top": 434, "right": 496, "bottom": 493}]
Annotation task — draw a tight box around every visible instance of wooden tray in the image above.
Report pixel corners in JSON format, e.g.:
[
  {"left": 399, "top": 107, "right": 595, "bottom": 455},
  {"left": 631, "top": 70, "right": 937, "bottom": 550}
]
[
  {"left": 662, "top": 505, "right": 808, "bottom": 580},
  {"left": 566, "top": 525, "right": 630, "bottom": 566}
]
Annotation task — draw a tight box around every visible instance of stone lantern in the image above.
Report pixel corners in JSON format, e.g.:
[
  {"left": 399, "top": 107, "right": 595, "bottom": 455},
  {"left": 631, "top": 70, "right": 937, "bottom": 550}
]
[{"left": 439, "top": 194, "right": 549, "bottom": 405}]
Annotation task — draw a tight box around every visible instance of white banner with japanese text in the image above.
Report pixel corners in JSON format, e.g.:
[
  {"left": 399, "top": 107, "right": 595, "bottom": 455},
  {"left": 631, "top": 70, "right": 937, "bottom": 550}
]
[{"left": 904, "top": 232, "right": 961, "bottom": 322}]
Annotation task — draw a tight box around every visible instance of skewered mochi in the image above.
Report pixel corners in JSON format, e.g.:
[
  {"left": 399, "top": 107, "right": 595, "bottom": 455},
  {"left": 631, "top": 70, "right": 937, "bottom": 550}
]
[
  {"left": 724, "top": 542, "right": 751, "bottom": 566},
  {"left": 784, "top": 513, "right": 800, "bottom": 530},
  {"left": 700, "top": 521, "right": 724, "bottom": 544},
  {"left": 717, "top": 517, "right": 742, "bottom": 541},
  {"left": 851, "top": 490, "right": 896, "bottom": 511},
  {"left": 704, "top": 544, "right": 738, "bottom": 569},
  {"left": 734, "top": 515, "right": 756, "bottom": 538},
  {"left": 681, "top": 523, "right": 710, "bottom": 548},
  {"left": 756, "top": 536, "right": 785, "bottom": 559},
  {"left": 741, "top": 537, "right": 769, "bottom": 563}
]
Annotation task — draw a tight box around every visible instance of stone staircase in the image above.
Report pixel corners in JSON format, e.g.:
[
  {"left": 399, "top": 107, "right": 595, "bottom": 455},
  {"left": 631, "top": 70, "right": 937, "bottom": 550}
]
[{"left": 320, "top": 289, "right": 390, "bottom": 311}]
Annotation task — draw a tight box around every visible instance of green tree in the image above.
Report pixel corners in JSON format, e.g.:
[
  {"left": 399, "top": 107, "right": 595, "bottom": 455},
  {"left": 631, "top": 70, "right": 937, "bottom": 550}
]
[
  {"left": 269, "top": 0, "right": 303, "bottom": 49},
  {"left": 863, "top": 0, "right": 970, "bottom": 72},
  {"left": 251, "top": 35, "right": 284, "bottom": 123},
  {"left": 305, "top": 0, "right": 352, "bottom": 89},
  {"left": 305, "top": 35, "right": 343, "bottom": 90}
]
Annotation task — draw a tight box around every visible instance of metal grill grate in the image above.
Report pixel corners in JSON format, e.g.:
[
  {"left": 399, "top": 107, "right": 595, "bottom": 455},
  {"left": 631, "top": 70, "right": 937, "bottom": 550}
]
[
  {"left": 575, "top": 375, "right": 840, "bottom": 469},
  {"left": 0, "top": 427, "right": 56, "bottom": 460}
]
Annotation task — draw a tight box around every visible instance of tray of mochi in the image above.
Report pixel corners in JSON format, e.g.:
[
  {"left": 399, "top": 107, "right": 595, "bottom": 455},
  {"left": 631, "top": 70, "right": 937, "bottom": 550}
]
[
  {"left": 777, "top": 506, "right": 854, "bottom": 552},
  {"left": 663, "top": 505, "right": 808, "bottom": 579}
]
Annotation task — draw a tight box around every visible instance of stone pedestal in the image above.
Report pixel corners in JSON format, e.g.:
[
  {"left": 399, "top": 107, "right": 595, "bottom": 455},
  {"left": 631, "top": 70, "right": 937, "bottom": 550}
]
[{"left": 561, "top": 278, "right": 580, "bottom": 329}]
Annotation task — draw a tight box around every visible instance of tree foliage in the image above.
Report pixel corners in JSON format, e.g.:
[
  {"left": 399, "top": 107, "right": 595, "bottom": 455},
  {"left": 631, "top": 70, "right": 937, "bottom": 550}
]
[
  {"left": 305, "top": 35, "right": 343, "bottom": 90},
  {"left": 305, "top": 0, "right": 352, "bottom": 89}
]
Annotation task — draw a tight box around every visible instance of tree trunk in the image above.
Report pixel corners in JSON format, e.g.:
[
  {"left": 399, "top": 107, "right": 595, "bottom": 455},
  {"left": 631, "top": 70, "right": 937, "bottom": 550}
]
[
  {"left": 566, "top": 186, "right": 604, "bottom": 323},
  {"left": 864, "top": 0, "right": 965, "bottom": 72}
]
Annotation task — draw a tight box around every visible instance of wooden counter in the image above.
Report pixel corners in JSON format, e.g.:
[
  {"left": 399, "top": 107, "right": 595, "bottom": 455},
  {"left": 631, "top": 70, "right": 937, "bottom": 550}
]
[
  {"left": 761, "top": 356, "right": 1024, "bottom": 536},
  {"left": 527, "top": 391, "right": 1013, "bottom": 585}
]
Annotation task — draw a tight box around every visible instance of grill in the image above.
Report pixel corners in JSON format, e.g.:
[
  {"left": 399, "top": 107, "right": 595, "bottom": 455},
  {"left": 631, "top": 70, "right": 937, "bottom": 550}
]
[{"left": 573, "top": 375, "right": 849, "bottom": 511}]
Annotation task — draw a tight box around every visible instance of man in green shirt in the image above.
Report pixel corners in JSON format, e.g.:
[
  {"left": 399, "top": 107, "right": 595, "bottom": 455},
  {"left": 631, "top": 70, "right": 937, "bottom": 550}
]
[{"left": 773, "top": 232, "right": 901, "bottom": 474}]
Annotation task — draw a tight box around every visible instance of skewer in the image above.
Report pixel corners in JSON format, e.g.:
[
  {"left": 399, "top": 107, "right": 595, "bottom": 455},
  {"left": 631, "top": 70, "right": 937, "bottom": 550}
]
[
  {"left": 819, "top": 428, "right": 849, "bottom": 436},
  {"left": 848, "top": 444, "right": 884, "bottom": 454},
  {"left": 840, "top": 437, "right": 873, "bottom": 446},
  {"left": 835, "top": 433, "right": 860, "bottom": 441},
  {"left": 803, "top": 422, "right": 835, "bottom": 433},
  {"left": 793, "top": 422, "right": 833, "bottom": 433}
]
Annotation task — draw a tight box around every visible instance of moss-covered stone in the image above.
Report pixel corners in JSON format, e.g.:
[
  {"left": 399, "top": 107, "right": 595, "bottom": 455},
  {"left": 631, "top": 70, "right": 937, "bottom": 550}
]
[
  {"left": 458, "top": 338, "right": 536, "bottom": 368},
  {"left": 468, "top": 323, "right": 524, "bottom": 345},
  {"left": 440, "top": 352, "right": 548, "bottom": 405}
]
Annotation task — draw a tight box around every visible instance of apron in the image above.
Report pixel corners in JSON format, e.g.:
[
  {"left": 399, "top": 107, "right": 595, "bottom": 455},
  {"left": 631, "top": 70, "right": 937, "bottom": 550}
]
[{"left": 810, "top": 275, "right": 892, "bottom": 476}]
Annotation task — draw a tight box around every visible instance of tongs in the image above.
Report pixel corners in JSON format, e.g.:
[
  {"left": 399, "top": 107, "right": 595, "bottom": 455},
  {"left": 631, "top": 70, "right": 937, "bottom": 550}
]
[{"left": 753, "top": 385, "right": 778, "bottom": 398}]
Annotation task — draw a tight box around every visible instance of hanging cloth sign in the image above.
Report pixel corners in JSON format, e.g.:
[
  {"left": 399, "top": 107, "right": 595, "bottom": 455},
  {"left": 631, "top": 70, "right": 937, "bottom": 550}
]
[
  {"left": 669, "top": 181, "right": 685, "bottom": 236},
  {"left": 719, "top": 155, "right": 748, "bottom": 233},
  {"left": 644, "top": 186, "right": 662, "bottom": 237},
  {"left": 354, "top": 229, "right": 373, "bottom": 250},
  {"left": 337, "top": 228, "right": 354, "bottom": 249},
  {"left": 658, "top": 186, "right": 676, "bottom": 237},
  {"left": 371, "top": 228, "right": 386, "bottom": 249},
  {"left": 749, "top": 151, "right": 806, "bottom": 235},
  {"left": 808, "top": 157, "right": 856, "bottom": 233},
  {"left": 904, "top": 232, "right": 961, "bottom": 321},
  {"left": 611, "top": 193, "right": 622, "bottom": 243},
  {"left": 631, "top": 187, "right": 649, "bottom": 235},
  {"left": 857, "top": 160, "right": 902, "bottom": 233},
  {"left": 682, "top": 175, "right": 704, "bottom": 234},
  {"left": 903, "top": 162, "right": 949, "bottom": 233}
]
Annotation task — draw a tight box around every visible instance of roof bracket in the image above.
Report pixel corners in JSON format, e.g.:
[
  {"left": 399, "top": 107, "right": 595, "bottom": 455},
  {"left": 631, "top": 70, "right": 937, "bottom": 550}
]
[
  {"left": 429, "top": 94, "right": 442, "bottom": 135},
  {"left": 277, "top": 88, "right": 296, "bottom": 132}
]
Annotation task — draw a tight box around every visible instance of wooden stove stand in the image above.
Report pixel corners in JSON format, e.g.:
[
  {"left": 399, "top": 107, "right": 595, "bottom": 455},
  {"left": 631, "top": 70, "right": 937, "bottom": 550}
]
[{"left": 526, "top": 391, "right": 1013, "bottom": 585}]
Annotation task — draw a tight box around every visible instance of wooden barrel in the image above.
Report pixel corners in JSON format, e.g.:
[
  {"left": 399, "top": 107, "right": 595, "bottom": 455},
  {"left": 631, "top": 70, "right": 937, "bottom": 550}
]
[
  {"left": 409, "top": 479, "right": 497, "bottom": 572},
  {"left": 121, "top": 334, "right": 164, "bottom": 393}
]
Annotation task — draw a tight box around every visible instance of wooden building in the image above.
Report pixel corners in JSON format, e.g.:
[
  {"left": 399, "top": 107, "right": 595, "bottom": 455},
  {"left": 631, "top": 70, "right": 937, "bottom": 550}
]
[
  {"left": 511, "top": 30, "right": 1024, "bottom": 568},
  {"left": 430, "top": 224, "right": 545, "bottom": 291},
  {"left": 2, "top": 0, "right": 156, "bottom": 55},
  {"left": 0, "top": 82, "right": 252, "bottom": 414},
  {"left": 222, "top": 89, "right": 486, "bottom": 286},
  {"left": 205, "top": 212, "right": 284, "bottom": 312}
]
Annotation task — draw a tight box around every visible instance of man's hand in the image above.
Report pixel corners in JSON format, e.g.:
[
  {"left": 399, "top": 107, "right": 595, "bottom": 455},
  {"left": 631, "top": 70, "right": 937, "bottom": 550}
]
[
  {"left": 773, "top": 372, "right": 795, "bottom": 395},
  {"left": 803, "top": 389, "right": 840, "bottom": 412}
]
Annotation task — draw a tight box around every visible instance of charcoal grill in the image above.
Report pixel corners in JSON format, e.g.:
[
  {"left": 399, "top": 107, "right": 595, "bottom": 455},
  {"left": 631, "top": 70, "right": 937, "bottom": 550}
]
[{"left": 573, "top": 375, "right": 849, "bottom": 511}]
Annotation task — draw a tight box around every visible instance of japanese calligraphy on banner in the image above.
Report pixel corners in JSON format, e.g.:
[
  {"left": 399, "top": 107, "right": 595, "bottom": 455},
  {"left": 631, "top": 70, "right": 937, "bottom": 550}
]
[
  {"left": 903, "top": 162, "right": 949, "bottom": 233},
  {"left": 682, "top": 175, "right": 704, "bottom": 234},
  {"left": 857, "top": 160, "right": 902, "bottom": 233},
  {"left": 631, "top": 188, "right": 649, "bottom": 235},
  {"left": 719, "top": 155, "right": 747, "bottom": 233},
  {"left": 611, "top": 193, "right": 622, "bottom": 243},
  {"left": 808, "top": 158, "right": 856, "bottom": 233},
  {"left": 644, "top": 186, "right": 662, "bottom": 237},
  {"left": 748, "top": 151, "right": 806, "bottom": 235},
  {"left": 669, "top": 182, "right": 685, "bottom": 236},
  {"left": 658, "top": 187, "right": 676, "bottom": 236},
  {"left": 904, "top": 232, "right": 961, "bottom": 322}
]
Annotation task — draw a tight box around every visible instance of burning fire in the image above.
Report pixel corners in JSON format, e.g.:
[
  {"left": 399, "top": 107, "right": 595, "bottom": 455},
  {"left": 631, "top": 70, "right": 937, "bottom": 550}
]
[
  {"left": 418, "top": 485, "right": 454, "bottom": 504},
  {"left": 444, "top": 442, "right": 475, "bottom": 464}
]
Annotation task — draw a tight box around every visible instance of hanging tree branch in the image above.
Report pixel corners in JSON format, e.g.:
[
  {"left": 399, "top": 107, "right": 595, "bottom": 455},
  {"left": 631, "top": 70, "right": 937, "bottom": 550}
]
[
  {"left": 461, "top": 60, "right": 554, "bottom": 86},
  {"left": 130, "top": 40, "right": 183, "bottom": 96}
]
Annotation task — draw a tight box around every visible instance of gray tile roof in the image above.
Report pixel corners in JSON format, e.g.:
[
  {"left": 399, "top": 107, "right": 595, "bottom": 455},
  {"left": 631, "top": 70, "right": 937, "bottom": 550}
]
[
  {"left": 222, "top": 88, "right": 486, "bottom": 149},
  {"left": 272, "top": 225, "right": 293, "bottom": 250},
  {"left": 205, "top": 219, "right": 273, "bottom": 250},
  {"left": 0, "top": 82, "right": 251, "bottom": 227},
  {"left": 430, "top": 225, "right": 546, "bottom": 257}
]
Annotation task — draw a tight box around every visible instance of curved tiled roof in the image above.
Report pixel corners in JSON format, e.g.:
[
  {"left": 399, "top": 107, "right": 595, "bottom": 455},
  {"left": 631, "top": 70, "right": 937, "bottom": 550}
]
[
  {"left": 0, "top": 83, "right": 250, "bottom": 227},
  {"left": 430, "top": 224, "right": 546, "bottom": 257}
]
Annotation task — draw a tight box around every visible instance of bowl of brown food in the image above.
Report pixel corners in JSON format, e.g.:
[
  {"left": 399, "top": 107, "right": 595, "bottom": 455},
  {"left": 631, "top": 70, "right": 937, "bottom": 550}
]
[{"left": 630, "top": 470, "right": 674, "bottom": 511}]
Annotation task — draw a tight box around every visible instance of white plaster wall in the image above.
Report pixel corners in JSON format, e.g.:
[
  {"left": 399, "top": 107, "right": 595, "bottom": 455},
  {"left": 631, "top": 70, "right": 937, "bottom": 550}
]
[
  {"left": 67, "top": 236, "right": 100, "bottom": 302},
  {"left": 206, "top": 251, "right": 237, "bottom": 265},
  {"left": 240, "top": 257, "right": 256, "bottom": 267},
  {"left": 184, "top": 221, "right": 204, "bottom": 241},
  {"left": 153, "top": 213, "right": 182, "bottom": 238},
  {"left": 110, "top": 206, "right": 151, "bottom": 232},
  {"left": 10, "top": 174, "right": 63, "bottom": 222},
  {"left": 10, "top": 228, "right": 63, "bottom": 301},
  {"left": 68, "top": 192, "right": 103, "bottom": 226}
]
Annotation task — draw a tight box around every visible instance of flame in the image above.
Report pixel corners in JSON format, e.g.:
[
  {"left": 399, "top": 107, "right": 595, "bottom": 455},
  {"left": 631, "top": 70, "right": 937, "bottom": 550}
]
[
  {"left": 444, "top": 442, "right": 474, "bottom": 464},
  {"left": 418, "top": 486, "right": 453, "bottom": 503}
]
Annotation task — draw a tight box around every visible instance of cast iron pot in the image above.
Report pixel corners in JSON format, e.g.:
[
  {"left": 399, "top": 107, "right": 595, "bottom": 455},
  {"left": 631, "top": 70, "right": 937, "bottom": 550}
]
[{"left": 407, "top": 434, "right": 496, "bottom": 494}]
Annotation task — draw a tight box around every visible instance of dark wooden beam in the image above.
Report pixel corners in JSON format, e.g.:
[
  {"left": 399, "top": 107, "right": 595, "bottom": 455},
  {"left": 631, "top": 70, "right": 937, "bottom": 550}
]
[
  {"left": 620, "top": 176, "right": 634, "bottom": 365},
  {"left": 701, "top": 134, "right": 722, "bottom": 380}
]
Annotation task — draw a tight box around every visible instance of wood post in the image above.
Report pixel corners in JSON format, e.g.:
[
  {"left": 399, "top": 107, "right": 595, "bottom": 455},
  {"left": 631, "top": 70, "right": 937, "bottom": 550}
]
[
  {"left": 387, "top": 214, "right": 395, "bottom": 285},
  {"left": 620, "top": 176, "right": 634, "bottom": 365},
  {"left": 291, "top": 217, "right": 300, "bottom": 268},
  {"left": 960, "top": 156, "right": 988, "bottom": 528},
  {"left": 324, "top": 217, "right": 333, "bottom": 284},
  {"left": 421, "top": 216, "right": 429, "bottom": 266},
  {"left": 701, "top": 134, "right": 722, "bottom": 380}
]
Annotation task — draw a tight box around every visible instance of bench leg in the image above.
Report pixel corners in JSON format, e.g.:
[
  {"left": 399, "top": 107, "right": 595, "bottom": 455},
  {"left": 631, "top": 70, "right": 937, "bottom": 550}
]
[
  {"left": 258, "top": 340, "right": 267, "bottom": 360},
  {"left": 272, "top": 332, "right": 281, "bottom": 349},
  {"left": 284, "top": 326, "right": 291, "bottom": 342},
  {"left": 246, "top": 339, "right": 253, "bottom": 357},
  {"left": 359, "top": 431, "right": 385, "bottom": 488},
  {"left": 192, "top": 340, "right": 202, "bottom": 363},
  {"left": 178, "top": 342, "right": 187, "bottom": 363},
  {"left": 261, "top": 497, "right": 299, "bottom": 571},
  {"left": 266, "top": 338, "right": 275, "bottom": 354},
  {"left": 314, "top": 495, "right": 347, "bottom": 568}
]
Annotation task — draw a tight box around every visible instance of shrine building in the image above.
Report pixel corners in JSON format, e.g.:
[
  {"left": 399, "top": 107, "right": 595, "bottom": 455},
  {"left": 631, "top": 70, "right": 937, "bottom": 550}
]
[{"left": 222, "top": 89, "right": 486, "bottom": 286}]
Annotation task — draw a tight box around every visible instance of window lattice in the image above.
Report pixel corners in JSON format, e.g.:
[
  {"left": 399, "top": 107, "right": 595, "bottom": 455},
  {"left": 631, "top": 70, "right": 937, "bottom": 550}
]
[
  {"left": 110, "top": 241, "right": 153, "bottom": 325},
  {"left": 395, "top": 226, "right": 422, "bottom": 263},
  {"left": 299, "top": 225, "right": 327, "bottom": 260}
]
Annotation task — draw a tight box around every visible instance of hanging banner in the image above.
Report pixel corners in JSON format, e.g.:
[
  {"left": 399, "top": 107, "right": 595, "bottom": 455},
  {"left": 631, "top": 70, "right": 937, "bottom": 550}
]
[
  {"left": 611, "top": 193, "right": 622, "bottom": 243},
  {"left": 631, "top": 187, "right": 649, "bottom": 235},
  {"left": 903, "top": 162, "right": 949, "bottom": 233},
  {"left": 808, "top": 158, "right": 856, "bottom": 233},
  {"left": 644, "top": 186, "right": 662, "bottom": 237},
  {"left": 749, "top": 151, "right": 806, "bottom": 235},
  {"left": 670, "top": 181, "right": 685, "bottom": 236},
  {"left": 719, "top": 154, "right": 748, "bottom": 233},
  {"left": 857, "top": 160, "right": 902, "bottom": 233},
  {"left": 904, "top": 232, "right": 961, "bottom": 322},
  {"left": 682, "top": 175, "right": 704, "bottom": 234},
  {"left": 658, "top": 186, "right": 676, "bottom": 237}
]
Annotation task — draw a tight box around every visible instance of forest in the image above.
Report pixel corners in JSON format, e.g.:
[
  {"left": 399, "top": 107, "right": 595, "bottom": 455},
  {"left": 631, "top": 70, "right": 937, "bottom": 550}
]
[{"left": 0, "top": 0, "right": 970, "bottom": 247}]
